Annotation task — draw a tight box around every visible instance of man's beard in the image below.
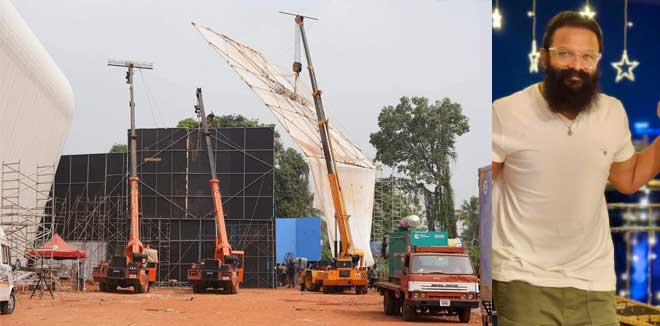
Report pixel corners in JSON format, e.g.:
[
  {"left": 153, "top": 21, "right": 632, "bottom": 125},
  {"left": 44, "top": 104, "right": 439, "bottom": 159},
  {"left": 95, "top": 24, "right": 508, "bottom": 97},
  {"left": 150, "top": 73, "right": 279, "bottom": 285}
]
[{"left": 543, "top": 64, "right": 600, "bottom": 115}]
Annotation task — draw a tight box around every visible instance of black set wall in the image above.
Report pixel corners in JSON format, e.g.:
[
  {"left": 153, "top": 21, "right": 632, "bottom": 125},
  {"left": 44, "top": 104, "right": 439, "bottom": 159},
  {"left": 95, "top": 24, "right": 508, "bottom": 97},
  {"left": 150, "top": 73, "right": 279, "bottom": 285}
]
[{"left": 52, "top": 127, "right": 275, "bottom": 288}]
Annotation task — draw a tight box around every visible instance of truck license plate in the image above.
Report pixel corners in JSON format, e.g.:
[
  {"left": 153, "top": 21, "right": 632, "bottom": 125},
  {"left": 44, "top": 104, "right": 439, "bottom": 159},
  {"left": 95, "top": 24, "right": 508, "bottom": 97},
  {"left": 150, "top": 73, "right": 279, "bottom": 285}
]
[
  {"left": 439, "top": 299, "right": 450, "bottom": 307},
  {"left": 129, "top": 274, "right": 137, "bottom": 279}
]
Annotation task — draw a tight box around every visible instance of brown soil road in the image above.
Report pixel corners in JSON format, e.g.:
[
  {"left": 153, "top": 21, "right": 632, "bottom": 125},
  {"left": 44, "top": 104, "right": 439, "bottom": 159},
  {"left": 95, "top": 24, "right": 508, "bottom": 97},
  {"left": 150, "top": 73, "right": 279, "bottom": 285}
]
[{"left": 0, "top": 287, "right": 483, "bottom": 326}]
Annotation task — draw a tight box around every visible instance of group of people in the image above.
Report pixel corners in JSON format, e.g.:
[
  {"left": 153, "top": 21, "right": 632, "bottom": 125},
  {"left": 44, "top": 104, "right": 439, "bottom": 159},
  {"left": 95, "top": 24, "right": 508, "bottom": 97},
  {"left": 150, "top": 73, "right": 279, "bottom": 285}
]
[{"left": 276, "top": 261, "right": 299, "bottom": 288}]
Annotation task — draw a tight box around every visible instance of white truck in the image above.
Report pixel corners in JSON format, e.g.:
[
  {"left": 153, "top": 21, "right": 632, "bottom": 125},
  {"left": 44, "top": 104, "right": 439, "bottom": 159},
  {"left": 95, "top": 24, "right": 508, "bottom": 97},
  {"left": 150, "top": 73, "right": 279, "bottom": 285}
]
[{"left": 0, "top": 227, "right": 16, "bottom": 315}]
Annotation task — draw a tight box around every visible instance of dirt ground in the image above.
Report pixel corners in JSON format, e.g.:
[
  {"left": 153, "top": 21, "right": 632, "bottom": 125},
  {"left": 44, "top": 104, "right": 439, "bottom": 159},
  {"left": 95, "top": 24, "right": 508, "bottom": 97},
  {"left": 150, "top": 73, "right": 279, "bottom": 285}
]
[{"left": 0, "top": 287, "right": 483, "bottom": 326}]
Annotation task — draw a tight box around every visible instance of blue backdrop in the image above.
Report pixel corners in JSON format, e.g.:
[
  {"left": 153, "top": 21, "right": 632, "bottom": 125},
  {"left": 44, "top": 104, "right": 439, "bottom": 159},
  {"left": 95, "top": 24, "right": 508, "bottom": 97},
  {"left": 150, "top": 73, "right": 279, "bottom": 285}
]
[
  {"left": 275, "top": 216, "right": 321, "bottom": 263},
  {"left": 493, "top": 0, "right": 660, "bottom": 138}
]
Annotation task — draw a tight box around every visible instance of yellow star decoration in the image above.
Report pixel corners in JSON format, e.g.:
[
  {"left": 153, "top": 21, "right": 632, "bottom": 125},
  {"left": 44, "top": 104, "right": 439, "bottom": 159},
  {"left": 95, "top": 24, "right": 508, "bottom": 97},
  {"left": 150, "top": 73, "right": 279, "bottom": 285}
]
[
  {"left": 579, "top": 4, "right": 596, "bottom": 19},
  {"left": 611, "top": 49, "right": 639, "bottom": 83},
  {"left": 528, "top": 40, "right": 540, "bottom": 73},
  {"left": 493, "top": 8, "right": 502, "bottom": 30}
]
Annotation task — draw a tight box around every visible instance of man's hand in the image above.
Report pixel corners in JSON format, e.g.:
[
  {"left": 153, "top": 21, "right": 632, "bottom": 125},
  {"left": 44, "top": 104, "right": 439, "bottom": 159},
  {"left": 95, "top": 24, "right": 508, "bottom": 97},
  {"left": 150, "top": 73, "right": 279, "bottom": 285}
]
[{"left": 609, "top": 101, "right": 660, "bottom": 194}]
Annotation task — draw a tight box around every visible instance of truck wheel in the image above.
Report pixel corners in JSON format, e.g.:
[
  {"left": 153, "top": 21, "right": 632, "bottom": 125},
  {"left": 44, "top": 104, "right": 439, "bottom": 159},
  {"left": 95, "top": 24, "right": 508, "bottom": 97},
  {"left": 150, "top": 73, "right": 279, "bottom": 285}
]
[
  {"left": 458, "top": 307, "right": 471, "bottom": 323},
  {"left": 0, "top": 291, "right": 16, "bottom": 315},
  {"left": 135, "top": 282, "right": 144, "bottom": 294},
  {"left": 322, "top": 286, "right": 330, "bottom": 294},
  {"left": 402, "top": 304, "right": 417, "bottom": 321},
  {"left": 304, "top": 277, "right": 313, "bottom": 291},
  {"left": 384, "top": 290, "right": 396, "bottom": 315}
]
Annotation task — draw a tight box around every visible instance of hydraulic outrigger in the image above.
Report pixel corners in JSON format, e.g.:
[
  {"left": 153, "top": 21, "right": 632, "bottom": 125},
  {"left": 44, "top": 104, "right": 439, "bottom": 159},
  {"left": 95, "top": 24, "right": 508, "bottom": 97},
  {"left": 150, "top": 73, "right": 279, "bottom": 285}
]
[
  {"left": 186, "top": 88, "right": 244, "bottom": 294},
  {"left": 93, "top": 60, "right": 157, "bottom": 293},
  {"left": 285, "top": 14, "right": 369, "bottom": 295}
]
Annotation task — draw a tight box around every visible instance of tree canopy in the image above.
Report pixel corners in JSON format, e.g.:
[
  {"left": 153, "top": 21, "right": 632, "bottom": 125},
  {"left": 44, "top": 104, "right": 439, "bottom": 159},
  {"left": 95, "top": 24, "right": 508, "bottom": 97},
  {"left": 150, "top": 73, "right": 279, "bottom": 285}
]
[
  {"left": 370, "top": 97, "right": 469, "bottom": 236},
  {"left": 109, "top": 143, "right": 127, "bottom": 153}
]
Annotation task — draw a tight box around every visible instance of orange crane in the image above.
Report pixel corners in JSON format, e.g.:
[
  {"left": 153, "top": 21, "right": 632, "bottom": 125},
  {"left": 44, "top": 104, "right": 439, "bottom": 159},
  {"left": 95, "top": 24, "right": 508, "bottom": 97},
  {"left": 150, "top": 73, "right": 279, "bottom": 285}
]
[
  {"left": 93, "top": 60, "right": 157, "bottom": 293},
  {"left": 186, "top": 88, "right": 244, "bottom": 294},
  {"left": 283, "top": 13, "right": 369, "bottom": 295}
]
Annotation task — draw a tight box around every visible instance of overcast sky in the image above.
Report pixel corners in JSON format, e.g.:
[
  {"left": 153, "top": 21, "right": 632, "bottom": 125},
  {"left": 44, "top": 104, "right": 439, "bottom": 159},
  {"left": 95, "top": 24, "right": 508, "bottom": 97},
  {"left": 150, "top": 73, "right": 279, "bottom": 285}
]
[{"left": 15, "top": 0, "right": 491, "bottom": 207}]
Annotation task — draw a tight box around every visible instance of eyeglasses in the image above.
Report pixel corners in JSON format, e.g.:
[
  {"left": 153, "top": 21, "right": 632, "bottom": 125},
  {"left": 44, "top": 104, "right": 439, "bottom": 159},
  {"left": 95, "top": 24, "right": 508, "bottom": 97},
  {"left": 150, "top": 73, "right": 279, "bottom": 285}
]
[{"left": 546, "top": 47, "right": 601, "bottom": 68}]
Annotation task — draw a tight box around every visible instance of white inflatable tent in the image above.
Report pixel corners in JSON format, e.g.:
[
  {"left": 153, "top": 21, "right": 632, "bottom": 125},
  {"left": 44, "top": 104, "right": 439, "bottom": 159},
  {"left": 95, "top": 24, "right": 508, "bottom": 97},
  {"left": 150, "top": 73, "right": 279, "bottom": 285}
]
[{"left": 0, "top": 0, "right": 75, "bottom": 258}]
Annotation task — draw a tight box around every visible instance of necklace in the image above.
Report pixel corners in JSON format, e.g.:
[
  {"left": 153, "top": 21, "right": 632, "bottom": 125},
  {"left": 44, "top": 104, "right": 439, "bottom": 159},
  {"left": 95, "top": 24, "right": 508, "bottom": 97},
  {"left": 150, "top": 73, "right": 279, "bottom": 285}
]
[
  {"left": 539, "top": 84, "right": 579, "bottom": 136},
  {"left": 555, "top": 113, "right": 577, "bottom": 136}
]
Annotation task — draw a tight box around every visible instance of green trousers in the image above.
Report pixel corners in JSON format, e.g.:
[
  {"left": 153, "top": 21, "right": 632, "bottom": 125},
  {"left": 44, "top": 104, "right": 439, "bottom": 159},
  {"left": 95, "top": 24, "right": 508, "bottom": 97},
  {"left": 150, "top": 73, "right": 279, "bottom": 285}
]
[{"left": 493, "top": 280, "right": 619, "bottom": 326}]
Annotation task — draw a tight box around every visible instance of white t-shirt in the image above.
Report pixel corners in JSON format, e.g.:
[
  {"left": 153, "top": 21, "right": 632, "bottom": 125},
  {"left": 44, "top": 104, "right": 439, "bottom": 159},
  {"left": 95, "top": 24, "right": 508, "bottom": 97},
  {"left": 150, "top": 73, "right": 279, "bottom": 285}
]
[{"left": 492, "top": 83, "right": 635, "bottom": 291}]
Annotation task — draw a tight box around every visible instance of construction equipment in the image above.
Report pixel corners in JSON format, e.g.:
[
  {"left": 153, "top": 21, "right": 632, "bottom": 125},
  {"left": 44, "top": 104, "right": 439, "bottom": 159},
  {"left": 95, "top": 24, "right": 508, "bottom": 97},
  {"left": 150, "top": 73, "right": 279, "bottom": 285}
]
[
  {"left": 186, "top": 88, "right": 244, "bottom": 294},
  {"left": 285, "top": 14, "right": 368, "bottom": 295},
  {"left": 0, "top": 227, "right": 16, "bottom": 314},
  {"left": 92, "top": 60, "right": 157, "bottom": 293},
  {"left": 374, "top": 216, "right": 479, "bottom": 322}
]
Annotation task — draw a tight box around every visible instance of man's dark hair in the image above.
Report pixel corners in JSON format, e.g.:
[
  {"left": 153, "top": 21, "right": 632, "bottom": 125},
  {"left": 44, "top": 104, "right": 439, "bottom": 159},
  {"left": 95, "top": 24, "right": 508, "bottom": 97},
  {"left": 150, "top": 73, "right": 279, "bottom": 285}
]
[{"left": 542, "top": 11, "right": 603, "bottom": 52}]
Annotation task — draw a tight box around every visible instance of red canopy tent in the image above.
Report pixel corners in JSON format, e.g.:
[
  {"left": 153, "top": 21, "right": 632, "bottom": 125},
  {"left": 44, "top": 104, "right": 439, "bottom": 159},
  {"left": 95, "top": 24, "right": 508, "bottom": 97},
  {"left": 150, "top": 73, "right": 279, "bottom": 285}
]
[{"left": 26, "top": 233, "right": 86, "bottom": 260}]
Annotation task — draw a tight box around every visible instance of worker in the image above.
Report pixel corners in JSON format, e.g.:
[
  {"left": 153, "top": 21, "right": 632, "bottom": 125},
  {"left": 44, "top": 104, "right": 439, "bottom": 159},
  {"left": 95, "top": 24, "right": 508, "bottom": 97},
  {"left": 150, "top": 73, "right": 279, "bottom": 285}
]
[
  {"left": 144, "top": 242, "right": 158, "bottom": 268},
  {"left": 492, "top": 11, "right": 660, "bottom": 325},
  {"left": 77, "top": 259, "right": 85, "bottom": 291},
  {"left": 287, "top": 260, "right": 296, "bottom": 288},
  {"left": 367, "top": 266, "right": 376, "bottom": 289}
]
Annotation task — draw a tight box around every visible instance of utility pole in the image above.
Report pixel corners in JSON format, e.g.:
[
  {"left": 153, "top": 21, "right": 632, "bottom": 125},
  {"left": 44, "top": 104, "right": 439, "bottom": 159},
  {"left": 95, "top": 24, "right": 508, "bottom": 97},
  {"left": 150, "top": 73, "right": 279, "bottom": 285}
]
[{"left": 107, "top": 59, "right": 153, "bottom": 259}]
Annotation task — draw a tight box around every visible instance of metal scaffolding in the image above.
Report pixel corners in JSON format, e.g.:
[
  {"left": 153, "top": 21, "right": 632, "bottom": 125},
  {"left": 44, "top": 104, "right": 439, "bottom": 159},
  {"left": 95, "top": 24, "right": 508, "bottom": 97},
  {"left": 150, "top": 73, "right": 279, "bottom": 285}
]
[
  {"left": 1, "top": 161, "right": 56, "bottom": 263},
  {"left": 51, "top": 127, "right": 276, "bottom": 288},
  {"left": 371, "top": 175, "right": 420, "bottom": 242}
]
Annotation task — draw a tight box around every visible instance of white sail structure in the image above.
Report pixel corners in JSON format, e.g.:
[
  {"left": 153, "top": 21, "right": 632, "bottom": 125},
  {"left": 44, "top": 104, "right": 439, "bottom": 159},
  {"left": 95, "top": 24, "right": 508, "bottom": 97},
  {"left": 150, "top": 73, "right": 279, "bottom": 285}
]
[
  {"left": 0, "top": 0, "right": 75, "bottom": 259},
  {"left": 193, "top": 23, "right": 377, "bottom": 266}
]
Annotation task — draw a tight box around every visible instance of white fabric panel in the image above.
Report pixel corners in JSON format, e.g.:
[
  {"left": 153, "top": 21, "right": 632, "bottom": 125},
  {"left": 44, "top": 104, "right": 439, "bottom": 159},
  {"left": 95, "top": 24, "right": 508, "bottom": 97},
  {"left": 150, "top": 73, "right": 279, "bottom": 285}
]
[
  {"left": 309, "top": 159, "right": 376, "bottom": 266},
  {"left": 0, "top": 0, "right": 75, "bottom": 246},
  {"left": 194, "top": 24, "right": 376, "bottom": 265}
]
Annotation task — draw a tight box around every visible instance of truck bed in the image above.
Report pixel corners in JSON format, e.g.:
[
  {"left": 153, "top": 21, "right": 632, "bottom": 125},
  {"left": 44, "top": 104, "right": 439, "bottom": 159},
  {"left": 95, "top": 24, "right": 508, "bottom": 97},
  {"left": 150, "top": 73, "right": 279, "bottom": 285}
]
[{"left": 373, "top": 280, "right": 400, "bottom": 291}]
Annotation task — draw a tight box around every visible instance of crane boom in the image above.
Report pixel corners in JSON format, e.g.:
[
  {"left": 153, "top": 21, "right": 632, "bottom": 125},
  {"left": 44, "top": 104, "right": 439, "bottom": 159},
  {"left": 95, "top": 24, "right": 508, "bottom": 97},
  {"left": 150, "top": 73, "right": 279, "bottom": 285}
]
[
  {"left": 125, "top": 64, "right": 143, "bottom": 262},
  {"left": 195, "top": 88, "right": 232, "bottom": 260},
  {"left": 295, "top": 15, "right": 361, "bottom": 260}
]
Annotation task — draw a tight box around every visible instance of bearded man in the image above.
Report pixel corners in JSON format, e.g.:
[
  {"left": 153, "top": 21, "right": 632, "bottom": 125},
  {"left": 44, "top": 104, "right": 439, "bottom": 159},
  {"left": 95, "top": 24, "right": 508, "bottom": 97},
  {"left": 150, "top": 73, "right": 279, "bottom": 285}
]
[{"left": 492, "top": 11, "right": 660, "bottom": 326}]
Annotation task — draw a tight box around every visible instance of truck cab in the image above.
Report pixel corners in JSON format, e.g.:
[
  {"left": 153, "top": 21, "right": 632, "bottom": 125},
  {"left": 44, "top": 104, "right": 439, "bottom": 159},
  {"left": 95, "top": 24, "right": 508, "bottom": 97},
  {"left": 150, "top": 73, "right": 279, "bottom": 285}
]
[
  {"left": 187, "top": 251, "right": 244, "bottom": 294},
  {"left": 399, "top": 247, "right": 479, "bottom": 321},
  {"left": 374, "top": 225, "right": 479, "bottom": 322},
  {"left": 0, "top": 228, "right": 16, "bottom": 315}
]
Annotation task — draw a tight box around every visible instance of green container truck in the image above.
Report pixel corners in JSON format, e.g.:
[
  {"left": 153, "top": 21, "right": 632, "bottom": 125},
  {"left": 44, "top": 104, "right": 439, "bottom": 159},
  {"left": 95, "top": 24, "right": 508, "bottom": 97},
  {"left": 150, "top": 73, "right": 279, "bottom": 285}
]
[
  {"left": 374, "top": 228, "right": 479, "bottom": 322},
  {"left": 388, "top": 230, "right": 448, "bottom": 280}
]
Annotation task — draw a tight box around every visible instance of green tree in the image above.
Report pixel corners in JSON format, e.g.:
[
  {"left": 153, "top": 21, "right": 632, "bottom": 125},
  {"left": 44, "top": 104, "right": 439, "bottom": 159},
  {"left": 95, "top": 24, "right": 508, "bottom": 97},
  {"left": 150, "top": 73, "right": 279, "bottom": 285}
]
[
  {"left": 320, "top": 219, "right": 334, "bottom": 261},
  {"left": 274, "top": 148, "right": 316, "bottom": 217},
  {"left": 370, "top": 97, "right": 469, "bottom": 236},
  {"left": 456, "top": 196, "right": 479, "bottom": 268},
  {"left": 177, "top": 114, "right": 316, "bottom": 218},
  {"left": 109, "top": 143, "right": 127, "bottom": 153},
  {"left": 176, "top": 118, "right": 198, "bottom": 129}
]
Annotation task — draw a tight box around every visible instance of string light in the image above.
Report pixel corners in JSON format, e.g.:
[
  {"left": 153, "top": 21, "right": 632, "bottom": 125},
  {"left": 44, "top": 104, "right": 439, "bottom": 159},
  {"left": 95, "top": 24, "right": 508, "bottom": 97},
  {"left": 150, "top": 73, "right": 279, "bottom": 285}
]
[
  {"left": 579, "top": 0, "right": 596, "bottom": 19},
  {"left": 528, "top": 0, "right": 540, "bottom": 73},
  {"left": 493, "top": 0, "right": 503, "bottom": 30},
  {"left": 529, "top": 40, "right": 540, "bottom": 73},
  {"left": 612, "top": 0, "right": 639, "bottom": 83}
]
